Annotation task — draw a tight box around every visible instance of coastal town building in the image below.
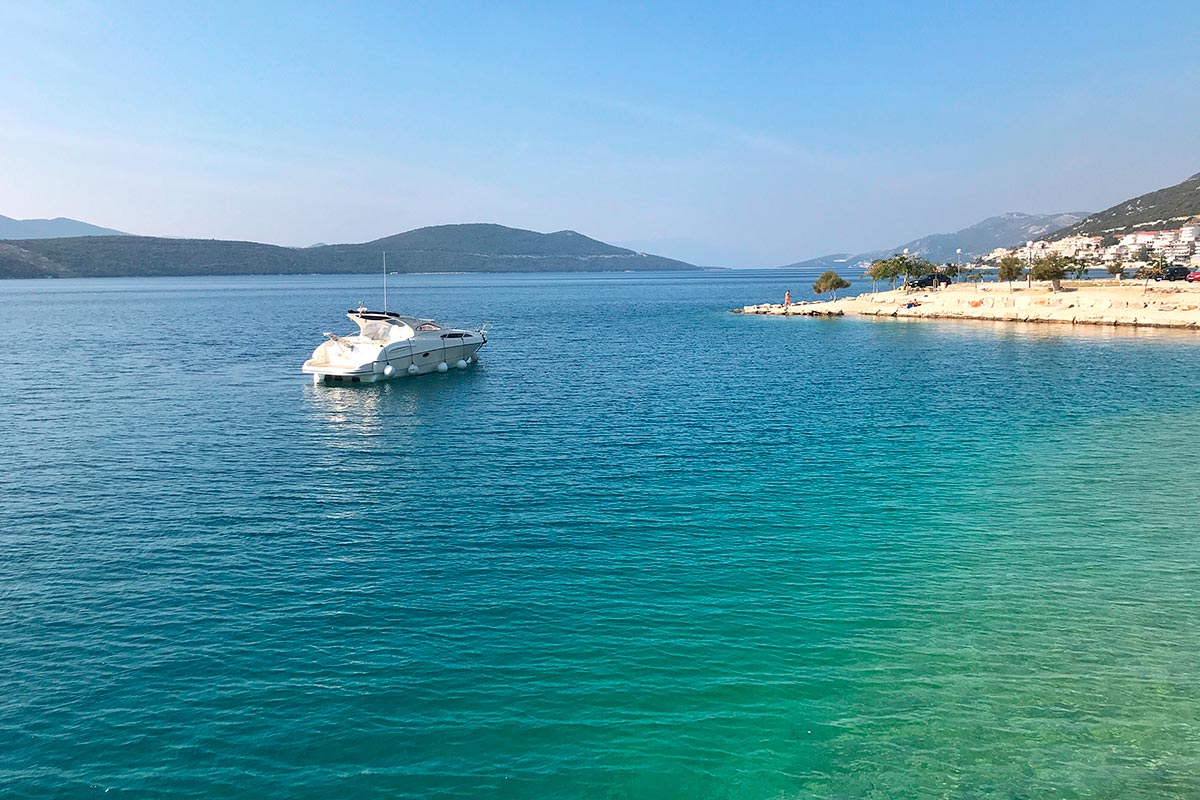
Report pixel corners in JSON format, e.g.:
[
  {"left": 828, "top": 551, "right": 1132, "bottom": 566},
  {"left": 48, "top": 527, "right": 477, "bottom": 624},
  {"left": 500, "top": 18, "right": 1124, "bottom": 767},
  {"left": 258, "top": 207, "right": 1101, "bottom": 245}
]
[{"left": 987, "top": 220, "right": 1200, "bottom": 267}]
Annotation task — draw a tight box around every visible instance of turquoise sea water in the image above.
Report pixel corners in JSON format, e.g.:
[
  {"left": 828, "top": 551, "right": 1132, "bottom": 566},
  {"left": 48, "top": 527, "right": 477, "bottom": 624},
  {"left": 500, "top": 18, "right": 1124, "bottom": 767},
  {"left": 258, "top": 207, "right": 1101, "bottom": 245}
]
[{"left": 2, "top": 270, "right": 1199, "bottom": 799}]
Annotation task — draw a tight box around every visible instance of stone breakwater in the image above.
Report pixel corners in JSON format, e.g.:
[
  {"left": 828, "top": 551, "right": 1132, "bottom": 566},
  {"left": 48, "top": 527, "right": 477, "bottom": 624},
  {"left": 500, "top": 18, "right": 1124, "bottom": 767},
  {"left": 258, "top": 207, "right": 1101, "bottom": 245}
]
[{"left": 733, "top": 283, "right": 1200, "bottom": 329}]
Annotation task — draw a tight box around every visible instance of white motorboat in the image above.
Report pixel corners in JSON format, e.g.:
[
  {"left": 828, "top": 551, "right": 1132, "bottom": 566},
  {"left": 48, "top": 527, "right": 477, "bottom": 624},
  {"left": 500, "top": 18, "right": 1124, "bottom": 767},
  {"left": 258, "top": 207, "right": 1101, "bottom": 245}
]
[{"left": 303, "top": 306, "right": 487, "bottom": 383}]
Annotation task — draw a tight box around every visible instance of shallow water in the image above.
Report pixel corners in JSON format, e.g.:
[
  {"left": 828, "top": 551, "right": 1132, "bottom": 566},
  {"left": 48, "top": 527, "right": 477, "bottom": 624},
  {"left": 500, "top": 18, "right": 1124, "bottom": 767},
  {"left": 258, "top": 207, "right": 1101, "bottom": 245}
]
[{"left": 2, "top": 270, "right": 1199, "bottom": 798}]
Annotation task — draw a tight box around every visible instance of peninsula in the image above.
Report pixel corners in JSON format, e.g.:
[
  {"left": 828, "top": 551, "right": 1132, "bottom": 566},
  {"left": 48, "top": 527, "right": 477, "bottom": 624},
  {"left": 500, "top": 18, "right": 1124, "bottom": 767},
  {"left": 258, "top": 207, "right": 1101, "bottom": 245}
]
[
  {"left": 735, "top": 282, "right": 1200, "bottom": 330},
  {"left": 0, "top": 223, "right": 697, "bottom": 279}
]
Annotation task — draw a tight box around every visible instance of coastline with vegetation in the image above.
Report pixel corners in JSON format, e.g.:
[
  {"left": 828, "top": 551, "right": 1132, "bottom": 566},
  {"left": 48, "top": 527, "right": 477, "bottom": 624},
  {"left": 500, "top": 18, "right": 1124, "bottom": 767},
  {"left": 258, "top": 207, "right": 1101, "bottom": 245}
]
[
  {"left": 736, "top": 280, "right": 1200, "bottom": 329},
  {"left": 0, "top": 223, "right": 698, "bottom": 280}
]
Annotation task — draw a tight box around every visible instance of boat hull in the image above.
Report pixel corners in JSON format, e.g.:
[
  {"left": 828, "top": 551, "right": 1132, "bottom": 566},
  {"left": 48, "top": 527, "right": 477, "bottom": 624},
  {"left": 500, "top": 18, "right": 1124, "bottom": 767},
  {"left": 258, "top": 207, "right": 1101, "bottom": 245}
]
[{"left": 303, "top": 340, "right": 484, "bottom": 383}]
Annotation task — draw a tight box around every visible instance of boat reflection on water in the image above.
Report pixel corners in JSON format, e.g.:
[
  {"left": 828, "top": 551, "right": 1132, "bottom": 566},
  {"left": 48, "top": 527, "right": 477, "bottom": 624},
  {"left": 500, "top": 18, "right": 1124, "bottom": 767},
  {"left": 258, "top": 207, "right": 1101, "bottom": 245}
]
[{"left": 301, "top": 367, "right": 484, "bottom": 445}]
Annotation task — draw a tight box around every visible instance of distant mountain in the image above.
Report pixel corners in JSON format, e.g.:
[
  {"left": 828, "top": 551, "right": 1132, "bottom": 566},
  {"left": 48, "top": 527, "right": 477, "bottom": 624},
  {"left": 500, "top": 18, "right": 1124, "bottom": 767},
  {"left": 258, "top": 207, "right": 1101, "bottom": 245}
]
[
  {"left": 372, "top": 223, "right": 645, "bottom": 258},
  {"left": 787, "top": 253, "right": 856, "bottom": 269},
  {"left": 1049, "top": 171, "right": 1200, "bottom": 240},
  {"left": 788, "top": 211, "right": 1089, "bottom": 270},
  {"left": 0, "top": 215, "right": 127, "bottom": 239},
  {"left": 0, "top": 223, "right": 698, "bottom": 279}
]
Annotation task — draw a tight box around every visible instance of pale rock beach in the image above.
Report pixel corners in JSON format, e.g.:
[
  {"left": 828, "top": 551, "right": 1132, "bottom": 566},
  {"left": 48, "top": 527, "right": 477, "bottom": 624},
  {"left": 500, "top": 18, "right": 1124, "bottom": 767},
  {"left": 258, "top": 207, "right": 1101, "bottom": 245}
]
[{"left": 737, "top": 281, "right": 1200, "bottom": 329}]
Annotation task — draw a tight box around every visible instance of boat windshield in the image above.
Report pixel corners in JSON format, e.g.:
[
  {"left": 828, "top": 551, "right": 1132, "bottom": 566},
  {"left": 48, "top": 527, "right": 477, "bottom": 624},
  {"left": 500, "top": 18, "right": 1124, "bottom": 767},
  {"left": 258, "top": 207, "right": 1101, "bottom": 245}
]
[{"left": 349, "top": 313, "right": 415, "bottom": 342}]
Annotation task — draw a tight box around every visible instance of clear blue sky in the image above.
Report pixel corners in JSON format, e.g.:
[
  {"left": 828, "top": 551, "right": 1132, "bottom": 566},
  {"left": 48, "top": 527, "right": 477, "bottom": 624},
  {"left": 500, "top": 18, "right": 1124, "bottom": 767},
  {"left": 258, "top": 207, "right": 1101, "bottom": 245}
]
[{"left": 2, "top": 0, "right": 1198, "bottom": 265}]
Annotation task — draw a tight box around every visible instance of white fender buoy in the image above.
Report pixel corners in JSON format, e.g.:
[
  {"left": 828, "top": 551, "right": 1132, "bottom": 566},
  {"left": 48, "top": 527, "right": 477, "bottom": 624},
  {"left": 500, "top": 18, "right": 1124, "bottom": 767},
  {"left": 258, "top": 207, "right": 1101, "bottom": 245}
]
[
  {"left": 456, "top": 359, "right": 468, "bottom": 370},
  {"left": 383, "top": 364, "right": 395, "bottom": 378},
  {"left": 437, "top": 362, "right": 449, "bottom": 373},
  {"left": 407, "top": 363, "right": 419, "bottom": 376}
]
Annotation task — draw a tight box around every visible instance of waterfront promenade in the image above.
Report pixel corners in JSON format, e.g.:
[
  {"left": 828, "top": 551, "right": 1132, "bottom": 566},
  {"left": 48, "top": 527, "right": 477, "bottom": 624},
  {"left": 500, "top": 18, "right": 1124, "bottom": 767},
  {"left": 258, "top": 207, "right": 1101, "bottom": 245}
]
[{"left": 736, "top": 282, "right": 1200, "bottom": 329}]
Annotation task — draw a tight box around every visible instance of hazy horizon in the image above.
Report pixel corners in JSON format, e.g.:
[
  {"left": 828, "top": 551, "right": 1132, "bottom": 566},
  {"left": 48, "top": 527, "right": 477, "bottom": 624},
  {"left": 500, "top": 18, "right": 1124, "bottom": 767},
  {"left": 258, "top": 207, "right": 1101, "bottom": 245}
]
[{"left": 2, "top": 1, "right": 1198, "bottom": 266}]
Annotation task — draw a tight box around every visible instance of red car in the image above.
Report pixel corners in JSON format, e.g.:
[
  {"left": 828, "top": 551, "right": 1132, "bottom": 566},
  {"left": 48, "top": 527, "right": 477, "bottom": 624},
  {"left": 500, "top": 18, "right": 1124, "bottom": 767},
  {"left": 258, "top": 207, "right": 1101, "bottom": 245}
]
[{"left": 1188, "top": 270, "right": 1200, "bottom": 283}]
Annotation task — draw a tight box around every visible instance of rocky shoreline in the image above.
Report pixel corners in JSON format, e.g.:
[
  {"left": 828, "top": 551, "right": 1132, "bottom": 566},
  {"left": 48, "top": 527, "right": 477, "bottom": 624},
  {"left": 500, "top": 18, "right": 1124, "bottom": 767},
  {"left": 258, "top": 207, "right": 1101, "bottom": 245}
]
[{"left": 733, "top": 282, "right": 1200, "bottom": 329}]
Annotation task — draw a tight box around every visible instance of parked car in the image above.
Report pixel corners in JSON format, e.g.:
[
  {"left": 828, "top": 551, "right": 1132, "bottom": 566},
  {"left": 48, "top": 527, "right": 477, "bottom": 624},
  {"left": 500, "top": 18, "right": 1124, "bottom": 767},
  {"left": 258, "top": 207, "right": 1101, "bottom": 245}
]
[
  {"left": 909, "top": 273, "right": 952, "bottom": 288},
  {"left": 1160, "top": 266, "right": 1191, "bottom": 281},
  {"left": 1187, "top": 270, "right": 1200, "bottom": 283}
]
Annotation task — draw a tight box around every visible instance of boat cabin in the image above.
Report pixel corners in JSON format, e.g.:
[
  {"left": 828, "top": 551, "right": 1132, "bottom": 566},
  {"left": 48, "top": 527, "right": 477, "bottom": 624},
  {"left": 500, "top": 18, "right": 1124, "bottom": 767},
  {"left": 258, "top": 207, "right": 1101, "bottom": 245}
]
[{"left": 347, "top": 310, "right": 444, "bottom": 343}]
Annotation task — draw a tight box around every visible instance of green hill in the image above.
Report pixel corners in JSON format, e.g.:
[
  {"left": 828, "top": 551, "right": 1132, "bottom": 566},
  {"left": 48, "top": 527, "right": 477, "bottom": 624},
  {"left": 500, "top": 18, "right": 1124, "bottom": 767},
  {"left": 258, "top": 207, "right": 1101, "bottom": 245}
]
[
  {"left": 1049, "top": 172, "right": 1200, "bottom": 239},
  {"left": 0, "top": 223, "right": 697, "bottom": 279},
  {"left": 370, "top": 223, "right": 632, "bottom": 256}
]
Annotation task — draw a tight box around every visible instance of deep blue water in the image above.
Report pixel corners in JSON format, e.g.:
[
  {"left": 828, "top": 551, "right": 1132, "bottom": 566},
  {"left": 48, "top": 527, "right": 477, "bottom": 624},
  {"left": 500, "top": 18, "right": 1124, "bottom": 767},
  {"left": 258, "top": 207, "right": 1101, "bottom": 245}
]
[{"left": 2, "top": 270, "right": 1199, "bottom": 798}]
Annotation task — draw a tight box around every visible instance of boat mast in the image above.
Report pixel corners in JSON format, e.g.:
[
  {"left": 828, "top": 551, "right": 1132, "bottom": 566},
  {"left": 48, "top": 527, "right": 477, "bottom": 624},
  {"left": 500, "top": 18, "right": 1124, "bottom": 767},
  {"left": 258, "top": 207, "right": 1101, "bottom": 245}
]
[{"left": 383, "top": 251, "right": 388, "bottom": 312}]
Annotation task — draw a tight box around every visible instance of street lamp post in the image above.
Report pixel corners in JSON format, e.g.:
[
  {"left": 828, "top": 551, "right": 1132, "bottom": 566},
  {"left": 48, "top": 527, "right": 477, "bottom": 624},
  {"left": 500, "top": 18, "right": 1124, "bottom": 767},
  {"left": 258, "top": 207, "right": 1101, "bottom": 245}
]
[
  {"left": 956, "top": 248, "right": 962, "bottom": 283},
  {"left": 1026, "top": 240, "right": 1034, "bottom": 289}
]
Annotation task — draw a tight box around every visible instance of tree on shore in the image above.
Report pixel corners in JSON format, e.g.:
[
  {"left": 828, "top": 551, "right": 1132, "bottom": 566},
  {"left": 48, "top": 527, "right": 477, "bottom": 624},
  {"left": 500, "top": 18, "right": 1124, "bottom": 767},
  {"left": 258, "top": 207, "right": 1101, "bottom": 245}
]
[
  {"left": 899, "top": 254, "right": 935, "bottom": 287},
  {"left": 1068, "top": 256, "right": 1090, "bottom": 280},
  {"left": 864, "top": 258, "right": 892, "bottom": 292},
  {"left": 812, "top": 270, "right": 852, "bottom": 300},
  {"left": 964, "top": 267, "right": 984, "bottom": 291},
  {"left": 997, "top": 254, "right": 1024, "bottom": 290},
  {"left": 1030, "top": 253, "right": 1071, "bottom": 291},
  {"left": 1135, "top": 256, "right": 1168, "bottom": 288},
  {"left": 864, "top": 255, "right": 923, "bottom": 291},
  {"left": 1106, "top": 260, "right": 1125, "bottom": 283}
]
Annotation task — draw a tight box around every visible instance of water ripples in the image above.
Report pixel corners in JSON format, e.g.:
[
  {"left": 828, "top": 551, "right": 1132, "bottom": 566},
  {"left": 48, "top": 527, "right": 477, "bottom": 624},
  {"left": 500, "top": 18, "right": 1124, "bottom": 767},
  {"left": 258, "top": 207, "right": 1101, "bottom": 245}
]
[{"left": 2, "top": 271, "right": 1200, "bottom": 798}]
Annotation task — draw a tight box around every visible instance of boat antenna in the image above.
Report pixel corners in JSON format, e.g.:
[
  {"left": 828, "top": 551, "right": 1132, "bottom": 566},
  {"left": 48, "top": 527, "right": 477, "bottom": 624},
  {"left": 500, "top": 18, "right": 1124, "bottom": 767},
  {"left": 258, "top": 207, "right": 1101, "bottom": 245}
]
[{"left": 382, "top": 250, "right": 388, "bottom": 312}]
